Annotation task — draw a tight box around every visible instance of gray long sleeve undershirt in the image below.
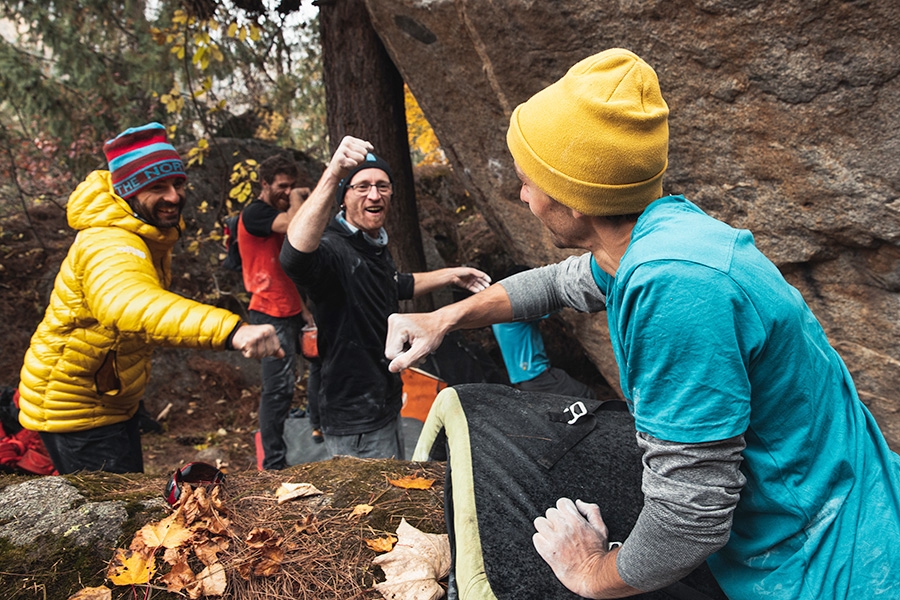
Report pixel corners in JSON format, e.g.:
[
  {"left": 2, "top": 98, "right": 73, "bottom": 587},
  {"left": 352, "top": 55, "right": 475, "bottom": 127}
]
[
  {"left": 499, "top": 254, "right": 606, "bottom": 319},
  {"left": 500, "top": 254, "right": 746, "bottom": 591}
]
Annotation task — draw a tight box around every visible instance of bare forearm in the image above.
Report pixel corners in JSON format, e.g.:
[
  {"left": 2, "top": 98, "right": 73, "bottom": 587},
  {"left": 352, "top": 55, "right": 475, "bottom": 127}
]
[
  {"left": 285, "top": 172, "right": 340, "bottom": 252},
  {"left": 411, "top": 270, "right": 447, "bottom": 297},
  {"left": 411, "top": 267, "right": 492, "bottom": 298},
  {"left": 585, "top": 549, "right": 643, "bottom": 599}
]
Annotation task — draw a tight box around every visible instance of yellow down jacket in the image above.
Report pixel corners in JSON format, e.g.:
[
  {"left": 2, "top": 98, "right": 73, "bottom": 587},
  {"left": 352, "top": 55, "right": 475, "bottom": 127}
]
[{"left": 18, "top": 171, "right": 241, "bottom": 433}]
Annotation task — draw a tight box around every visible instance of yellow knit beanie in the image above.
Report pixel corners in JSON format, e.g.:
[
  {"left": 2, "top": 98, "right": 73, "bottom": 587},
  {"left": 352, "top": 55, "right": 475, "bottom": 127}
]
[{"left": 507, "top": 48, "right": 669, "bottom": 216}]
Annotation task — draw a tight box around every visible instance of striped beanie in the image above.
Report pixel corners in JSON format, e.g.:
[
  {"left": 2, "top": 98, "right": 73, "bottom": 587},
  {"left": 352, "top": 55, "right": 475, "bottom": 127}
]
[
  {"left": 103, "top": 122, "right": 186, "bottom": 199},
  {"left": 507, "top": 48, "right": 669, "bottom": 216}
]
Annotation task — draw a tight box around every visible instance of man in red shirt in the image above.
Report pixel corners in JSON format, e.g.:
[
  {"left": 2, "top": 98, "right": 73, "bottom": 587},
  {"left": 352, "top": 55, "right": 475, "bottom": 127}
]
[{"left": 238, "top": 154, "right": 314, "bottom": 470}]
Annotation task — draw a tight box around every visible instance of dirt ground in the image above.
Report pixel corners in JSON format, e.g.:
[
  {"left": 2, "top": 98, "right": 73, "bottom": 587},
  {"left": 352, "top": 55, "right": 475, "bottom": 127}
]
[{"left": 0, "top": 168, "right": 613, "bottom": 481}]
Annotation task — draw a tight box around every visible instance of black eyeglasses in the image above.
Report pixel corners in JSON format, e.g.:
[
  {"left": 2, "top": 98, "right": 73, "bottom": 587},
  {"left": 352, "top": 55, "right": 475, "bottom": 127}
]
[
  {"left": 345, "top": 182, "right": 392, "bottom": 195},
  {"left": 164, "top": 462, "right": 225, "bottom": 506}
]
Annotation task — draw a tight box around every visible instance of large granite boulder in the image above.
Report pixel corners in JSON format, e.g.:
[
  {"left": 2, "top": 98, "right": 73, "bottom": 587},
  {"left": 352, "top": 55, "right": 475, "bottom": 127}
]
[{"left": 364, "top": 0, "right": 900, "bottom": 447}]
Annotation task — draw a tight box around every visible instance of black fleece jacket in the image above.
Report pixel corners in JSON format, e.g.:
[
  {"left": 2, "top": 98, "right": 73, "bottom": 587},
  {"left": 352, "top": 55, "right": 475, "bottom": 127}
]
[{"left": 280, "top": 218, "right": 414, "bottom": 436}]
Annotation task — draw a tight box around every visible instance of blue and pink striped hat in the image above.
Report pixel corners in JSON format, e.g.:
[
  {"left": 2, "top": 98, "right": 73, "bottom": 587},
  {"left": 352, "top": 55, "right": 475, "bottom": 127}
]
[{"left": 103, "top": 122, "right": 186, "bottom": 199}]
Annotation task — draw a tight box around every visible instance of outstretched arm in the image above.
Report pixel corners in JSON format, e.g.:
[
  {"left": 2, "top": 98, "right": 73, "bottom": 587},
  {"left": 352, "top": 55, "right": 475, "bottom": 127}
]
[
  {"left": 411, "top": 266, "right": 492, "bottom": 298},
  {"left": 285, "top": 136, "right": 373, "bottom": 252},
  {"left": 384, "top": 281, "right": 512, "bottom": 372}
]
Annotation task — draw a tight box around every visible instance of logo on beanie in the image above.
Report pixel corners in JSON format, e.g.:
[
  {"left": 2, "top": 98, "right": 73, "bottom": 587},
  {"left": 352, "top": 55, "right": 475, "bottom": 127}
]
[
  {"left": 103, "top": 122, "right": 186, "bottom": 199},
  {"left": 115, "top": 159, "right": 185, "bottom": 197}
]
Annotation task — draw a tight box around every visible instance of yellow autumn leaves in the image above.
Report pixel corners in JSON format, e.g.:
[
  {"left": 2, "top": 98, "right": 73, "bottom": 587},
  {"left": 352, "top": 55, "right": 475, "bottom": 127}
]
[{"left": 106, "top": 484, "right": 234, "bottom": 596}]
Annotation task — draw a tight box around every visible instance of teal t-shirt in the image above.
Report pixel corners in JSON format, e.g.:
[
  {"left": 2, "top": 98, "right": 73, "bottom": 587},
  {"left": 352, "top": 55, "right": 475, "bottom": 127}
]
[
  {"left": 492, "top": 318, "right": 550, "bottom": 384},
  {"left": 591, "top": 195, "right": 900, "bottom": 599}
]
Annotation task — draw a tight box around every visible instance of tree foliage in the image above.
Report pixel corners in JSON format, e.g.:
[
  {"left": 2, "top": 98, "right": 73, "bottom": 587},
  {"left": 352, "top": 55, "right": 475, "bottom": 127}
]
[
  {"left": 406, "top": 85, "right": 446, "bottom": 167},
  {"left": 0, "top": 0, "right": 325, "bottom": 211}
]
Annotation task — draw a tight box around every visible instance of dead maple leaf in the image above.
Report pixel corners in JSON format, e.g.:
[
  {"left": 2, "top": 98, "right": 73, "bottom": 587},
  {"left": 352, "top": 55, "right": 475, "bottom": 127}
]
[
  {"left": 388, "top": 475, "right": 435, "bottom": 490},
  {"left": 350, "top": 503, "right": 374, "bottom": 518},
  {"left": 372, "top": 519, "right": 450, "bottom": 600},
  {"left": 246, "top": 527, "right": 280, "bottom": 548},
  {"left": 159, "top": 560, "right": 195, "bottom": 593},
  {"left": 366, "top": 535, "right": 397, "bottom": 553},
  {"left": 253, "top": 545, "right": 285, "bottom": 576},
  {"left": 195, "top": 514, "right": 232, "bottom": 537},
  {"left": 275, "top": 481, "right": 323, "bottom": 504},
  {"left": 194, "top": 537, "right": 230, "bottom": 566},
  {"left": 107, "top": 548, "right": 157, "bottom": 585},
  {"left": 197, "top": 561, "right": 227, "bottom": 596},
  {"left": 236, "top": 527, "right": 285, "bottom": 578},
  {"left": 67, "top": 586, "right": 111, "bottom": 600},
  {"left": 209, "top": 485, "right": 228, "bottom": 513},
  {"left": 293, "top": 514, "right": 317, "bottom": 534},
  {"left": 132, "top": 512, "right": 193, "bottom": 551},
  {"left": 181, "top": 486, "right": 212, "bottom": 525},
  {"left": 162, "top": 545, "right": 189, "bottom": 566}
]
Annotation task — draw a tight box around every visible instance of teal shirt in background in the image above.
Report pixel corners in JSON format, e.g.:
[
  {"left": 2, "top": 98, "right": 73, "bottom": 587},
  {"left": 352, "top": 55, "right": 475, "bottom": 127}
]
[
  {"left": 492, "top": 318, "right": 550, "bottom": 384},
  {"left": 590, "top": 195, "right": 900, "bottom": 599}
]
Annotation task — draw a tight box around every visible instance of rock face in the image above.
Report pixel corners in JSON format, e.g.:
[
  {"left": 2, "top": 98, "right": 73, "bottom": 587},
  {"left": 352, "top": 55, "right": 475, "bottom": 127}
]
[
  {"left": 364, "top": 0, "right": 900, "bottom": 447},
  {"left": 0, "top": 477, "right": 130, "bottom": 549}
]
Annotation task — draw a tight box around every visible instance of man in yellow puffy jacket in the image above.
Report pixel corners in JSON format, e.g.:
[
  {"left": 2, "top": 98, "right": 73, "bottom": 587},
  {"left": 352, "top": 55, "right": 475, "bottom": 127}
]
[{"left": 17, "top": 122, "right": 283, "bottom": 475}]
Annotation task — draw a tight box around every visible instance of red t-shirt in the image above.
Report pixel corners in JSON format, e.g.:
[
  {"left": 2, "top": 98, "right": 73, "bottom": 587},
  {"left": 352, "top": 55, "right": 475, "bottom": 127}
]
[{"left": 237, "top": 199, "right": 303, "bottom": 318}]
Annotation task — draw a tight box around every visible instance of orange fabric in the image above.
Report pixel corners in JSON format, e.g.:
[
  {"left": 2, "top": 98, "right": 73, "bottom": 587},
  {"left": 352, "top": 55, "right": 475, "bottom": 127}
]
[
  {"left": 238, "top": 214, "right": 303, "bottom": 318},
  {"left": 400, "top": 368, "right": 448, "bottom": 423}
]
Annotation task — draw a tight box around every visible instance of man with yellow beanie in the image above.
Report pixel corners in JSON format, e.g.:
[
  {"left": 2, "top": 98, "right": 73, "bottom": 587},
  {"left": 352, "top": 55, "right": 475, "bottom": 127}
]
[{"left": 385, "top": 49, "right": 900, "bottom": 598}]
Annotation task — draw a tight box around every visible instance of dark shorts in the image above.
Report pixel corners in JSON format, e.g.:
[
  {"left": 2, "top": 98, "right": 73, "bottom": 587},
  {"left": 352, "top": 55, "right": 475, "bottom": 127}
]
[{"left": 39, "top": 412, "right": 143, "bottom": 474}]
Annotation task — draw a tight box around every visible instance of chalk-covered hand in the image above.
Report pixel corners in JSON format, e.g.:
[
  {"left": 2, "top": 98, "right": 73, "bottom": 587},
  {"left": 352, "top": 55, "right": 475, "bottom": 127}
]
[
  {"left": 384, "top": 312, "right": 447, "bottom": 373},
  {"left": 328, "top": 136, "right": 375, "bottom": 181},
  {"left": 533, "top": 498, "right": 620, "bottom": 599},
  {"left": 231, "top": 324, "right": 284, "bottom": 359},
  {"left": 446, "top": 267, "right": 491, "bottom": 294}
]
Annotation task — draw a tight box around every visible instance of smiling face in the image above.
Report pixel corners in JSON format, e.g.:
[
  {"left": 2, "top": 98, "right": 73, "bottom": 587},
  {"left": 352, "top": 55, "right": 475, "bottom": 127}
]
[
  {"left": 260, "top": 173, "right": 296, "bottom": 212},
  {"left": 342, "top": 167, "right": 392, "bottom": 236},
  {"left": 130, "top": 176, "right": 186, "bottom": 228}
]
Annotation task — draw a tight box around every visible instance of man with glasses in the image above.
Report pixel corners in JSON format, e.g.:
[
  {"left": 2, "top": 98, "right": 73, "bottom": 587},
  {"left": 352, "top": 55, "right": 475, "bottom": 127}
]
[{"left": 280, "top": 136, "right": 491, "bottom": 459}]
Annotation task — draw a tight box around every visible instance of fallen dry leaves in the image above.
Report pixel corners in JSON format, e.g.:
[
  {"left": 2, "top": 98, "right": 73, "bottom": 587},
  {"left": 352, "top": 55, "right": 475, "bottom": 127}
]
[
  {"left": 350, "top": 503, "right": 375, "bottom": 518},
  {"left": 275, "top": 481, "right": 323, "bottom": 504},
  {"left": 372, "top": 518, "right": 450, "bottom": 600},
  {"left": 388, "top": 475, "right": 436, "bottom": 490},
  {"left": 64, "top": 460, "right": 447, "bottom": 600},
  {"left": 105, "top": 483, "right": 285, "bottom": 597},
  {"left": 366, "top": 535, "right": 397, "bottom": 553},
  {"left": 66, "top": 587, "right": 112, "bottom": 600}
]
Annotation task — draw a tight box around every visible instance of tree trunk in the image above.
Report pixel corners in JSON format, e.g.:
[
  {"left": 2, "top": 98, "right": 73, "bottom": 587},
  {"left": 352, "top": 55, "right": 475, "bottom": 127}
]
[{"left": 319, "top": 0, "right": 433, "bottom": 311}]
